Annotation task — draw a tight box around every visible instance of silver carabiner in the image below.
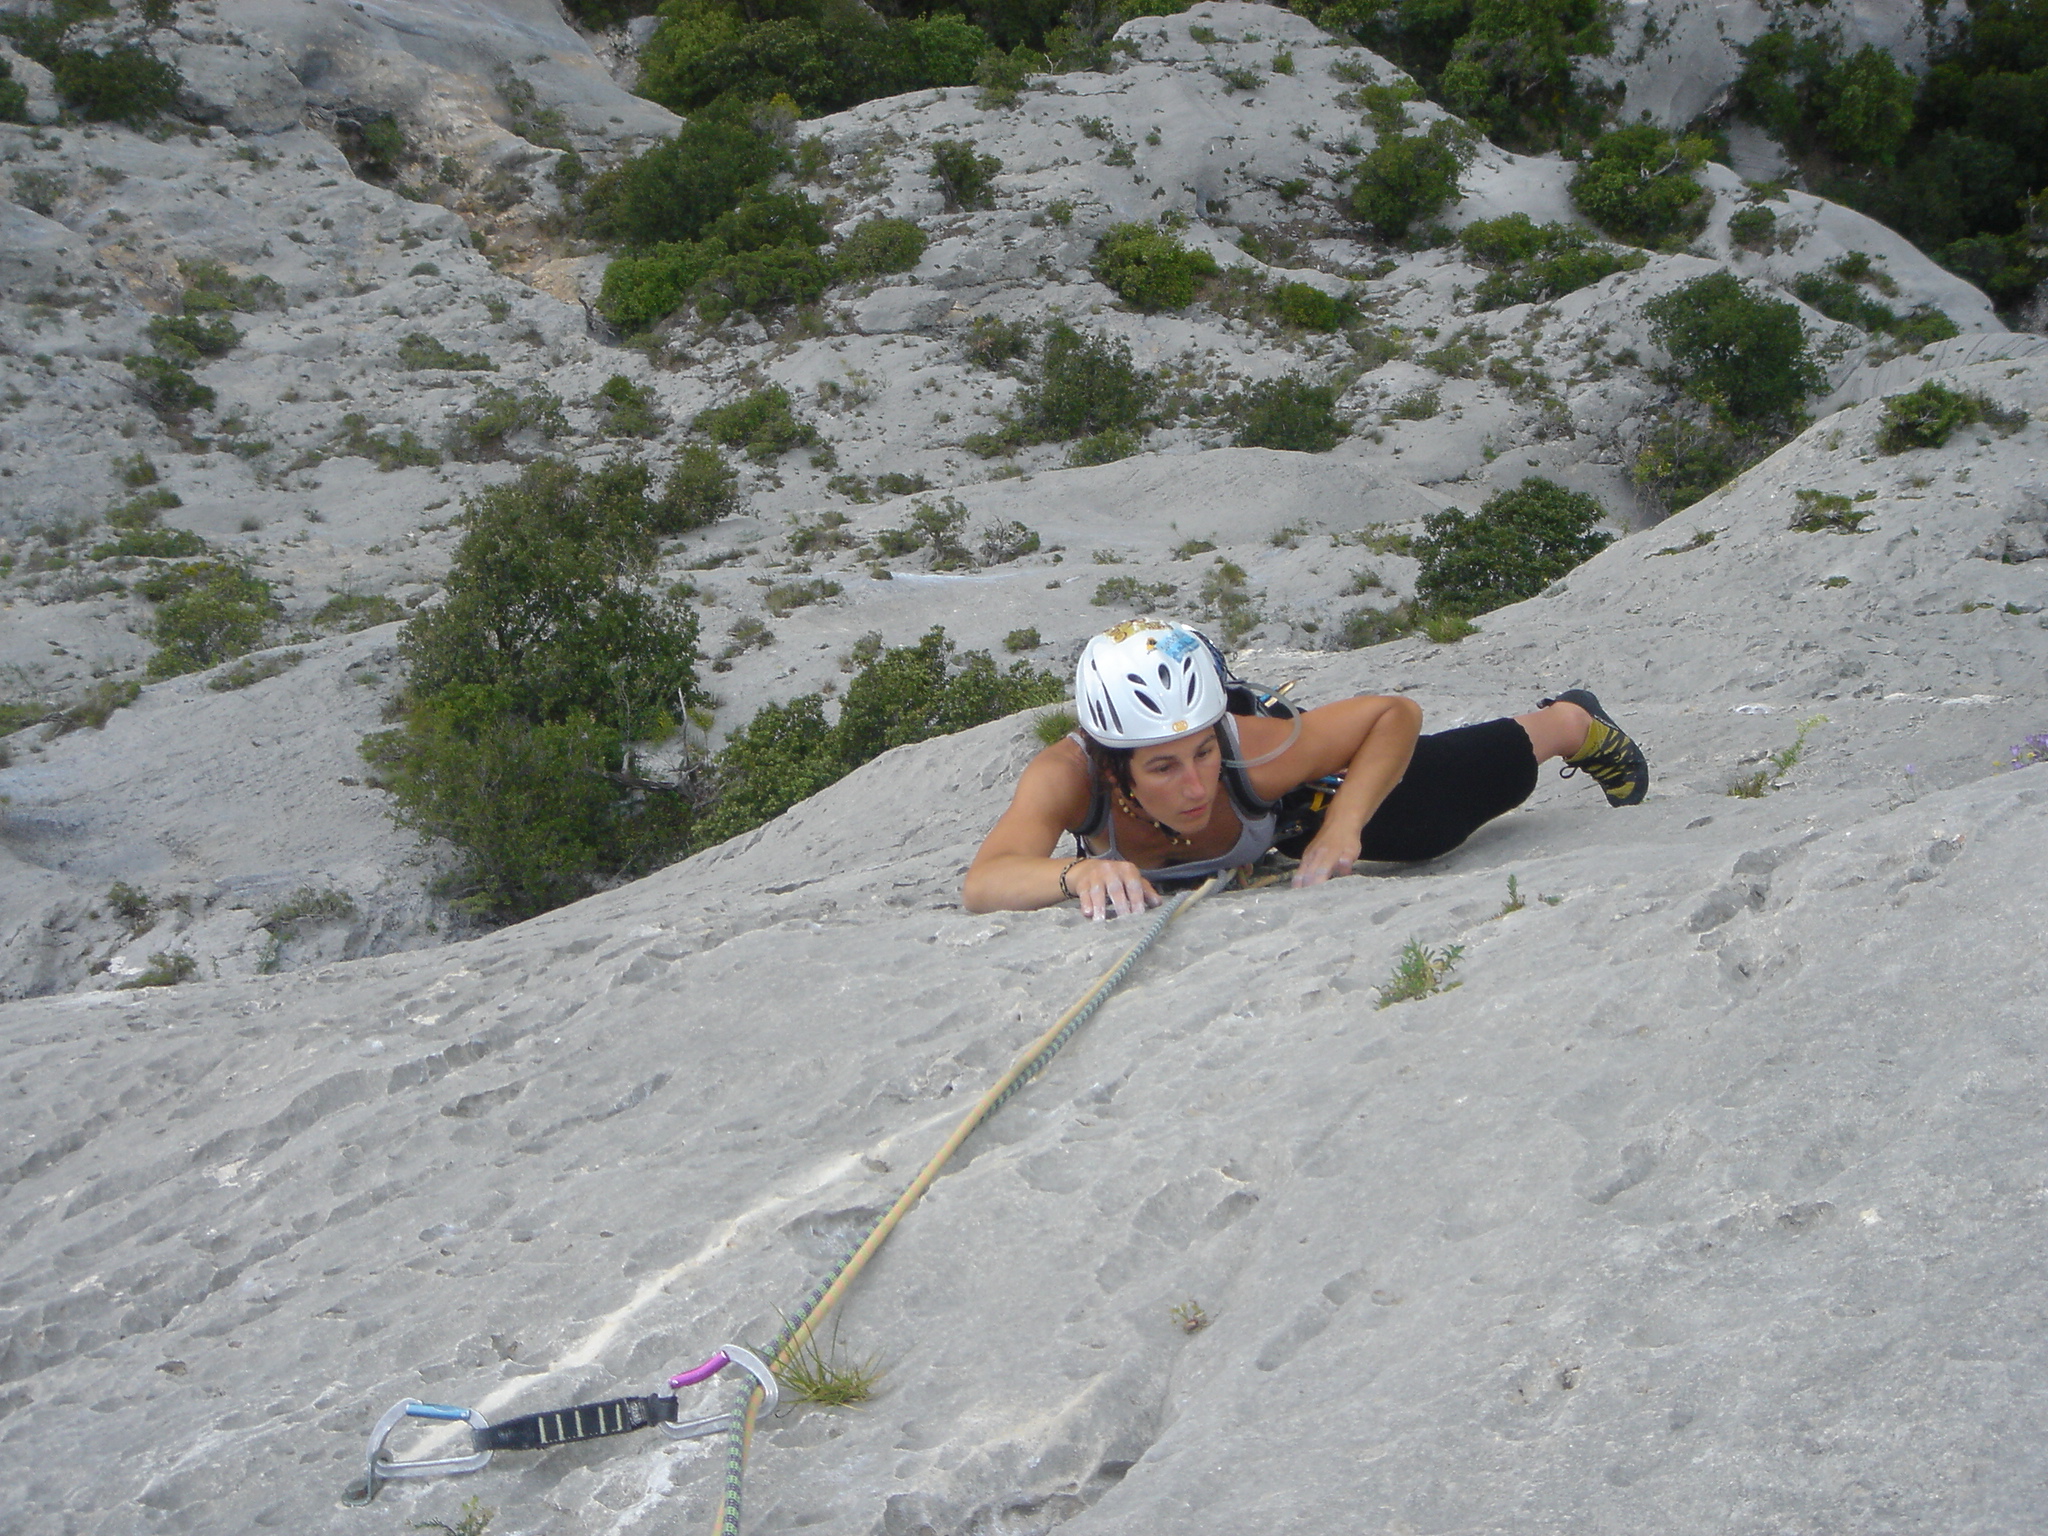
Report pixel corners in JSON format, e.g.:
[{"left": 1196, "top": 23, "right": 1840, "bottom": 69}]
[
  {"left": 660, "top": 1343, "right": 779, "bottom": 1441},
  {"left": 349, "top": 1399, "right": 493, "bottom": 1503}
]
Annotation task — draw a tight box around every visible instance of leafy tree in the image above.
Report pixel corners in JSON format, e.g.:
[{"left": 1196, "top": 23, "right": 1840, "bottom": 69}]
[
  {"left": 1349, "top": 123, "right": 1470, "bottom": 241},
  {"left": 1414, "top": 477, "right": 1612, "bottom": 614},
  {"left": 366, "top": 458, "right": 704, "bottom": 918},
  {"left": 1643, "top": 272, "right": 1823, "bottom": 430},
  {"left": 696, "top": 628, "right": 1063, "bottom": 848},
  {"left": 580, "top": 109, "right": 789, "bottom": 248},
  {"left": 931, "top": 138, "right": 1001, "bottom": 210},
  {"left": 1017, "top": 321, "right": 1154, "bottom": 442},
  {"left": 1231, "top": 376, "right": 1347, "bottom": 452},
  {"left": 834, "top": 216, "right": 927, "bottom": 280},
  {"left": 655, "top": 446, "right": 741, "bottom": 531},
  {"left": 1091, "top": 222, "right": 1219, "bottom": 310},
  {"left": 1568, "top": 124, "right": 1713, "bottom": 247},
  {"left": 142, "top": 563, "right": 277, "bottom": 680}
]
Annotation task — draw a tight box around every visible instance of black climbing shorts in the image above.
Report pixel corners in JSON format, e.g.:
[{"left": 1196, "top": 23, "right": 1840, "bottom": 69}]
[{"left": 1354, "top": 716, "right": 1538, "bottom": 863}]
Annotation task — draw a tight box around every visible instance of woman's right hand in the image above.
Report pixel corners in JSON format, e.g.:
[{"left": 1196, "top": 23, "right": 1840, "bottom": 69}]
[{"left": 1065, "top": 858, "right": 1161, "bottom": 922}]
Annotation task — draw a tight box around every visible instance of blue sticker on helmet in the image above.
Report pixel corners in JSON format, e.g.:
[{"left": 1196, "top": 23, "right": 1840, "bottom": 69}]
[{"left": 1155, "top": 627, "right": 1199, "bottom": 661}]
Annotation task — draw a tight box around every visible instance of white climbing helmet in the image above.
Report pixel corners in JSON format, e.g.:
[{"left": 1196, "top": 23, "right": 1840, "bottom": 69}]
[{"left": 1074, "top": 619, "right": 1228, "bottom": 748}]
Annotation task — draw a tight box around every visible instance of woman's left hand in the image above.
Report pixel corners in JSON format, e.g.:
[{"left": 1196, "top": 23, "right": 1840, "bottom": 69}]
[{"left": 1291, "top": 827, "right": 1362, "bottom": 888}]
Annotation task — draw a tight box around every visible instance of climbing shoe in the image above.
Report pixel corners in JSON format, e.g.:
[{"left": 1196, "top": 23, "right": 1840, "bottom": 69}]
[{"left": 1543, "top": 688, "right": 1648, "bottom": 807}]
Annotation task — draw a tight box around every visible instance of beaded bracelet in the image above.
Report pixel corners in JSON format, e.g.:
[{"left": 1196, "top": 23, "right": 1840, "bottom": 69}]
[{"left": 1057, "top": 857, "right": 1086, "bottom": 900}]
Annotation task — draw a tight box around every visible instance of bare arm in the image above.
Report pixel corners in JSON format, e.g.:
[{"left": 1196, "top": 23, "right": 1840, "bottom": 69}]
[
  {"left": 1241, "top": 695, "right": 1423, "bottom": 887},
  {"left": 962, "top": 744, "right": 1159, "bottom": 918}
]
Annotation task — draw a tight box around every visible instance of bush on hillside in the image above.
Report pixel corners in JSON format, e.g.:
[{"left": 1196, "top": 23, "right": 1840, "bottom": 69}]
[
  {"left": 694, "top": 627, "right": 1064, "bottom": 848},
  {"left": 580, "top": 110, "right": 790, "bottom": 248},
  {"left": 1457, "top": 213, "right": 1645, "bottom": 308},
  {"left": 1092, "top": 222, "right": 1220, "bottom": 310},
  {"left": 695, "top": 385, "right": 817, "bottom": 461},
  {"left": 1231, "top": 376, "right": 1347, "bottom": 452},
  {"left": 365, "top": 459, "right": 703, "bottom": 918},
  {"left": 1015, "top": 321, "right": 1154, "bottom": 442},
  {"left": 1268, "top": 281, "right": 1348, "bottom": 331},
  {"left": 1349, "top": 123, "right": 1471, "bottom": 242},
  {"left": 931, "top": 138, "right": 1001, "bottom": 210},
  {"left": 1414, "top": 477, "right": 1612, "bottom": 615},
  {"left": 1643, "top": 272, "right": 1823, "bottom": 431},
  {"left": 143, "top": 564, "right": 277, "bottom": 680},
  {"left": 1631, "top": 414, "right": 1765, "bottom": 516},
  {"left": 834, "top": 216, "right": 927, "bottom": 281},
  {"left": 1568, "top": 124, "right": 1714, "bottom": 247},
  {"left": 654, "top": 445, "right": 742, "bottom": 531},
  {"left": 1875, "top": 379, "right": 2027, "bottom": 454}
]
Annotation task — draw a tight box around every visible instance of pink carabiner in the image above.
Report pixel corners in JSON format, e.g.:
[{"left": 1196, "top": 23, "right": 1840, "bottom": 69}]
[{"left": 667, "top": 1350, "right": 731, "bottom": 1390}]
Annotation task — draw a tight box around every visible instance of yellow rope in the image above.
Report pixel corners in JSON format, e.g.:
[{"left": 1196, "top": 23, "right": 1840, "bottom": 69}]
[{"left": 713, "top": 873, "right": 1229, "bottom": 1536}]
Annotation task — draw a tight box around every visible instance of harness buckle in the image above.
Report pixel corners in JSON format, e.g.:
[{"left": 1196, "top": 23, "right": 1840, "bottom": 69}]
[
  {"left": 346, "top": 1400, "right": 492, "bottom": 1504},
  {"left": 660, "top": 1344, "right": 780, "bottom": 1440}
]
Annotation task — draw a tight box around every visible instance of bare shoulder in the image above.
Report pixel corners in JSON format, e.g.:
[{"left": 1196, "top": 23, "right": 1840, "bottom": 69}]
[{"left": 985, "top": 734, "right": 1097, "bottom": 849}]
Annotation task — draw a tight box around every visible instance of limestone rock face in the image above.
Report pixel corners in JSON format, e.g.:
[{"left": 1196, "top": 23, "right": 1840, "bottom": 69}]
[{"left": 3, "top": 16, "right": 2048, "bottom": 1527}]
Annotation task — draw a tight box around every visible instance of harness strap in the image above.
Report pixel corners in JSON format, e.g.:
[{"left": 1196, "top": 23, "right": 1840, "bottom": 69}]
[{"left": 474, "top": 1393, "right": 678, "bottom": 1451}]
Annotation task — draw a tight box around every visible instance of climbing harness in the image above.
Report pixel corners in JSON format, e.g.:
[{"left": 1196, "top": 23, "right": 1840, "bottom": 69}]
[
  {"left": 345, "top": 874, "right": 1228, "bottom": 1530},
  {"left": 344, "top": 1347, "right": 778, "bottom": 1505}
]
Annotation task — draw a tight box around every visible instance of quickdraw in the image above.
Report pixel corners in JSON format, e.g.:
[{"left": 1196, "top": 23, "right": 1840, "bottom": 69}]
[{"left": 344, "top": 1346, "right": 777, "bottom": 1505}]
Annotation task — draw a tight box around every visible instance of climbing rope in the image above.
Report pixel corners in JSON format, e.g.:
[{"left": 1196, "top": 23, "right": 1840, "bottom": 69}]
[{"left": 711, "top": 872, "right": 1229, "bottom": 1536}]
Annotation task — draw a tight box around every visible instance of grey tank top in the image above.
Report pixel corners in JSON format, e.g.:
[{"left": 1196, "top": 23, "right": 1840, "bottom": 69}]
[{"left": 1069, "top": 715, "right": 1279, "bottom": 880}]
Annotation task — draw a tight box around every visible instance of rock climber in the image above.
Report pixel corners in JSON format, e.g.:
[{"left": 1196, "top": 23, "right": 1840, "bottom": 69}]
[{"left": 962, "top": 618, "right": 1648, "bottom": 919}]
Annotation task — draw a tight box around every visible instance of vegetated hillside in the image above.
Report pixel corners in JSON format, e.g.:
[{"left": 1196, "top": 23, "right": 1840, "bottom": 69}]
[{"left": 0, "top": 0, "right": 2030, "bottom": 999}]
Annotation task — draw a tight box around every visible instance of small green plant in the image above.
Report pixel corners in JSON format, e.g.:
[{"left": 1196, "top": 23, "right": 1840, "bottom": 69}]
[
  {"left": 398, "top": 334, "right": 494, "bottom": 372},
  {"left": 1004, "top": 626, "right": 1041, "bottom": 653},
  {"left": 1375, "top": 938, "right": 1464, "bottom": 1008},
  {"left": 121, "top": 951, "right": 198, "bottom": 990},
  {"left": 1649, "top": 528, "right": 1716, "bottom": 556},
  {"left": 1232, "top": 376, "right": 1346, "bottom": 452},
  {"left": 208, "top": 651, "right": 304, "bottom": 692},
  {"left": 1386, "top": 389, "right": 1440, "bottom": 421},
  {"left": 1414, "top": 478, "right": 1611, "bottom": 618},
  {"left": 1875, "top": 380, "right": 2026, "bottom": 455},
  {"left": 974, "top": 44, "right": 1044, "bottom": 109},
  {"left": 834, "top": 216, "right": 927, "bottom": 281},
  {"left": 1016, "top": 321, "right": 1154, "bottom": 445},
  {"left": 775, "top": 1321, "right": 885, "bottom": 1407},
  {"left": 143, "top": 562, "right": 277, "bottom": 680},
  {"left": 1173, "top": 538, "right": 1217, "bottom": 560},
  {"left": 1497, "top": 874, "right": 1526, "bottom": 916},
  {"left": 1169, "top": 1299, "right": 1210, "bottom": 1333},
  {"left": 1092, "top": 223, "right": 1220, "bottom": 311},
  {"left": 410, "top": 1495, "right": 494, "bottom": 1536},
  {"left": 1569, "top": 125, "right": 1713, "bottom": 248},
  {"left": 1349, "top": 123, "right": 1472, "bottom": 242},
  {"left": 1200, "top": 559, "right": 1257, "bottom": 643},
  {"left": 931, "top": 139, "right": 1001, "bottom": 211},
  {"left": 107, "top": 881, "right": 153, "bottom": 927},
  {"left": 261, "top": 887, "right": 359, "bottom": 930},
  {"left": 657, "top": 446, "right": 741, "bottom": 532},
  {"left": 1728, "top": 205, "right": 1778, "bottom": 251},
  {"left": 1034, "top": 707, "right": 1079, "bottom": 746},
  {"left": 1422, "top": 612, "right": 1478, "bottom": 642},
  {"left": 764, "top": 578, "right": 843, "bottom": 616},
  {"left": 1788, "top": 489, "right": 1870, "bottom": 534},
  {"left": 964, "top": 315, "right": 1033, "bottom": 371},
  {"left": 1729, "top": 714, "right": 1826, "bottom": 796},
  {"left": 335, "top": 413, "right": 443, "bottom": 471},
  {"left": 48, "top": 679, "right": 141, "bottom": 735},
  {"left": 696, "top": 386, "right": 816, "bottom": 462},
  {"left": 978, "top": 520, "right": 1041, "bottom": 563},
  {"left": 593, "top": 375, "right": 663, "bottom": 437},
  {"left": 452, "top": 385, "right": 567, "bottom": 459},
  {"left": 1091, "top": 575, "right": 1176, "bottom": 608},
  {"left": 316, "top": 592, "right": 406, "bottom": 631},
  {"left": 124, "top": 355, "right": 215, "bottom": 416}
]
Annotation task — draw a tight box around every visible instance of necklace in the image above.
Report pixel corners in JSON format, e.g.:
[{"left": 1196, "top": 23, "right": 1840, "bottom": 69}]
[{"left": 1117, "top": 790, "right": 1193, "bottom": 849}]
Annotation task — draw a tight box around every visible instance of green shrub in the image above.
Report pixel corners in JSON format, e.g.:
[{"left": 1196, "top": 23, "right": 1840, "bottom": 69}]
[
  {"left": 178, "top": 259, "right": 285, "bottom": 314},
  {"left": 696, "top": 243, "right": 835, "bottom": 322},
  {"left": 0, "top": 57, "right": 27, "bottom": 126},
  {"left": 1269, "top": 281, "right": 1345, "bottom": 331},
  {"left": 581, "top": 110, "right": 789, "bottom": 247},
  {"left": 599, "top": 241, "right": 725, "bottom": 330},
  {"left": 1386, "top": 388, "right": 1440, "bottom": 421},
  {"left": 398, "top": 334, "right": 494, "bottom": 371},
  {"left": 1018, "top": 321, "right": 1154, "bottom": 442},
  {"left": 91, "top": 526, "right": 206, "bottom": 560},
  {"left": 931, "top": 139, "right": 1001, "bottom": 211},
  {"left": 1643, "top": 272, "right": 1823, "bottom": 430},
  {"left": 1337, "top": 602, "right": 1419, "bottom": 647},
  {"left": 1875, "top": 379, "right": 2027, "bottom": 454},
  {"left": 335, "top": 413, "right": 443, "bottom": 471},
  {"left": 367, "top": 458, "right": 703, "bottom": 917},
  {"left": 1349, "top": 124, "right": 1471, "bottom": 242},
  {"left": 636, "top": 2, "right": 986, "bottom": 118},
  {"left": 1569, "top": 125, "right": 1713, "bottom": 247},
  {"left": 1413, "top": 477, "right": 1611, "bottom": 615},
  {"left": 1735, "top": 29, "right": 1916, "bottom": 168},
  {"left": 315, "top": 592, "right": 406, "bottom": 631},
  {"left": 1068, "top": 426, "right": 1142, "bottom": 466},
  {"left": 144, "top": 314, "right": 240, "bottom": 364},
  {"left": 350, "top": 114, "right": 408, "bottom": 178},
  {"left": 209, "top": 651, "right": 305, "bottom": 692},
  {"left": 124, "top": 355, "right": 215, "bottom": 415},
  {"left": 1631, "top": 414, "right": 1761, "bottom": 514},
  {"left": 964, "top": 314, "right": 1032, "bottom": 369},
  {"left": 696, "top": 385, "right": 816, "bottom": 461},
  {"left": 1788, "top": 488, "right": 1870, "bottom": 533},
  {"left": 46, "top": 41, "right": 181, "bottom": 125},
  {"left": 978, "top": 519, "right": 1040, "bottom": 563},
  {"left": 1092, "top": 222, "right": 1220, "bottom": 310},
  {"left": 1231, "top": 376, "right": 1347, "bottom": 452},
  {"left": 121, "top": 952, "right": 197, "bottom": 989},
  {"left": 834, "top": 216, "right": 928, "bottom": 280},
  {"left": 656, "top": 446, "right": 742, "bottom": 532},
  {"left": 1004, "top": 626, "right": 1041, "bottom": 652},
  {"left": 451, "top": 385, "right": 567, "bottom": 459},
  {"left": 106, "top": 488, "right": 179, "bottom": 529},
  {"left": 974, "top": 44, "right": 1044, "bottom": 107},
  {"left": 695, "top": 628, "right": 1062, "bottom": 849},
  {"left": 594, "top": 374, "right": 663, "bottom": 436},
  {"left": 1459, "top": 214, "right": 1644, "bottom": 308},
  {"left": 145, "top": 564, "right": 277, "bottom": 680},
  {"left": 1728, "top": 205, "right": 1779, "bottom": 251}
]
